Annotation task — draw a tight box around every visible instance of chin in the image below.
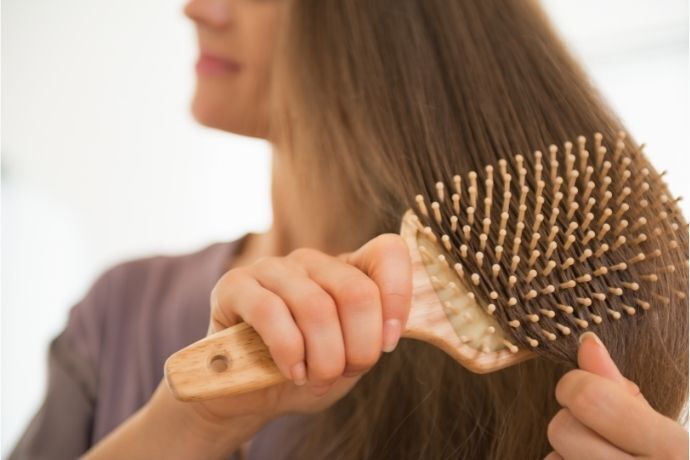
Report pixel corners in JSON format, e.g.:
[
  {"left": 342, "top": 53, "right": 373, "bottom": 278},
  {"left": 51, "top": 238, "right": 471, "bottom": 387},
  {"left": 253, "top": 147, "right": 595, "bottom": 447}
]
[
  {"left": 190, "top": 92, "right": 225, "bottom": 130},
  {"left": 189, "top": 91, "right": 268, "bottom": 139}
]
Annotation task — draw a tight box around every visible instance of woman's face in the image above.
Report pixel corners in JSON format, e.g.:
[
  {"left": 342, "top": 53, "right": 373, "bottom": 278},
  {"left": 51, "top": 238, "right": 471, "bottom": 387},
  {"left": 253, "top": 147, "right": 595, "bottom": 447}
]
[{"left": 184, "top": 0, "right": 284, "bottom": 139}]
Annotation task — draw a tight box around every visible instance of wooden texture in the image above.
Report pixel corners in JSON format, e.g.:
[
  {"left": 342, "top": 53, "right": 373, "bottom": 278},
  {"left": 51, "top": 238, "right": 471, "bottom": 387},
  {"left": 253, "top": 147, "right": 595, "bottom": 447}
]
[
  {"left": 164, "top": 322, "right": 285, "bottom": 401},
  {"left": 399, "top": 210, "right": 534, "bottom": 373},
  {"left": 165, "top": 210, "right": 533, "bottom": 401}
]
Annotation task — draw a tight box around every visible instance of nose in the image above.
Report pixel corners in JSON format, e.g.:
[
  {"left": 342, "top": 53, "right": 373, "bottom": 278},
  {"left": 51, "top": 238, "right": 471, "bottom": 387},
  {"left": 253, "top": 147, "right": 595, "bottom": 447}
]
[{"left": 183, "top": 0, "right": 231, "bottom": 28}]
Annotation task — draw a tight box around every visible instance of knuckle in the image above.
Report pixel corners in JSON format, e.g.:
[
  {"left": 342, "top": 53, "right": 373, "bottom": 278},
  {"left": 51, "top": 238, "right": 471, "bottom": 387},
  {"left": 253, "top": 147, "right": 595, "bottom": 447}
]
[
  {"left": 311, "top": 357, "right": 346, "bottom": 383},
  {"left": 346, "top": 348, "right": 381, "bottom": 372},
  {"left": 246, "top": 295, "right": 284, "bottom": 324},
  {"left": 289, "top": 247, "right": 319, "bottom": 263},
  {"left": 334, "top": 278, "right": 380, "bottom": 310},
  {"left": 555, "top": 370, "right": 579, "bottom": 401},
  {"left": 254, "top": 256, "right": 283, "bottom": 273},
  {"left": 367, "top": 234, "right": 408, "bottom": 262},
  {"left": 254, "top": 256, "right": 305, "bottom": 278},
  {"left": 209, "top": 285, "right": 221, "bottom": 311},
  {"left": 209, "top": 269, "right": 248, "bottom": 312},
  {"left": 372, "top": 233, "right": 406, "bottom": 253},
  {"left": 224, "top": 266, "right": 249, "bottom": 282},
  {"left": 547, "top": 409, "right": 570, "bottom": 446},
  {"left": 210, "top": 270, "right": 242, "bottom": 302},
  {"left": 624, "top": 378, "right": 641, "bottom": 397},
  {"left": 266, "top": 330, "right": 304, "bottom": 364},
  {"left": 571, "top": 377, "right": 602, "bottom": 413},
  {"left": 300, "top": 292, "right": 336, "bottom": 325}
]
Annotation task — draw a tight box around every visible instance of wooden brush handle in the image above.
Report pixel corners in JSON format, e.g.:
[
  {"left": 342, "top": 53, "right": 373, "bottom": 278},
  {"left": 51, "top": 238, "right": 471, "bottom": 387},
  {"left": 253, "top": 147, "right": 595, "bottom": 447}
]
[
  {"left": 164, "top": 210, "right": 534, "bottom": 402},
  {"left": 164, "top": 322, "right": 286, "bottom": 401}
]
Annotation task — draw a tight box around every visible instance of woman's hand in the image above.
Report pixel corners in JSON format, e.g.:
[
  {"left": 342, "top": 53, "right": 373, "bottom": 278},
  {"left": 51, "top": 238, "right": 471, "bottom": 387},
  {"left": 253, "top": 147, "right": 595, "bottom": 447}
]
[
  {"left": 85, "top": 234, "right": 411, "bottom": 460},
  {"left": 180, "top": 233, "right": 413, "bottom": 428},
  {"left": 545, "top": 332, "right": 689, "bottom": 460}
]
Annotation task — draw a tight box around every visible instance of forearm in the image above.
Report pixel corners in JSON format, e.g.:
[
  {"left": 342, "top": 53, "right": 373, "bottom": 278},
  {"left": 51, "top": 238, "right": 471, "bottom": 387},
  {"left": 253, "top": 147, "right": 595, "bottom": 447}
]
[{"left": 82, "top": 382, "right": 267, "bottom": 460}]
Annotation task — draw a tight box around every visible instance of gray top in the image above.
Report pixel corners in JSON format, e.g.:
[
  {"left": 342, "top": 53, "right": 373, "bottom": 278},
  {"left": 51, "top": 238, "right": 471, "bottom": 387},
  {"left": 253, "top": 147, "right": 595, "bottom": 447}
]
[{"left": 9, "top": 236, "right": 305, "bottom": 460}]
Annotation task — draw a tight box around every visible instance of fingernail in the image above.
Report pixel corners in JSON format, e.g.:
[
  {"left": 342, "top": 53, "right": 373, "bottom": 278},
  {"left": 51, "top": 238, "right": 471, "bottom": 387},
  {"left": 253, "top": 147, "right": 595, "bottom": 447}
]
[
  {"left": 578, "top": 331, "right": 604, "bottom": 348},
  {"left": 382, "top": 319, "right": 401, "bottom": 353},
  {"left": 291, "top": 362, "right": 307, "bottom": 386},
  {"left": 578, "top": 331, "right": 626, "bottom": 383}
]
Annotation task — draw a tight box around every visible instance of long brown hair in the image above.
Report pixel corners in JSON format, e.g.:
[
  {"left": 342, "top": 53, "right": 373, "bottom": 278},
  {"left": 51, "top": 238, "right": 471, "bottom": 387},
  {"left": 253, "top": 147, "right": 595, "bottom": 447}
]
[{"left": 269, "top": 0, "right": 689, "bottom": 458}]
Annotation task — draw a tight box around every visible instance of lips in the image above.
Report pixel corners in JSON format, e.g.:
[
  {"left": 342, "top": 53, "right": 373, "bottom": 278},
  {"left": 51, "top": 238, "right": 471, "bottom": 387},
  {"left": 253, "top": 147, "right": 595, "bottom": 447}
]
[{"left": 195, "top": 53, "right": 242, "bottom": 75}]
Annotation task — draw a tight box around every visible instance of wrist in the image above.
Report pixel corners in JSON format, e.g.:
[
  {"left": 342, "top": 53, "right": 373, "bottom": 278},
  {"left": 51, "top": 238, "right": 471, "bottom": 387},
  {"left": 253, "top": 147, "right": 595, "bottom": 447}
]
[{"left": 146, "top": 381, "right": 269, "bottom": 459}]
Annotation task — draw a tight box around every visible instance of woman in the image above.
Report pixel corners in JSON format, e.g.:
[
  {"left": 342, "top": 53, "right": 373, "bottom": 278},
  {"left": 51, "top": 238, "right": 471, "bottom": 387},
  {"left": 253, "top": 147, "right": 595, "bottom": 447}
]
[{"left": 10, "top": 0, "right": 688, "bottom": 459}]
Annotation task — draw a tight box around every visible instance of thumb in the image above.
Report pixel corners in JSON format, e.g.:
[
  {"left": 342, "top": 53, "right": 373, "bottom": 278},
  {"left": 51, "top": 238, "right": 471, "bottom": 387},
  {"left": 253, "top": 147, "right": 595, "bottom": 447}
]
[
  {"left": 338, "top": 234, "right": 413, "bottom": 352},
  {"left": 577, "top": 331, "right": 641, "bottom": 397}
]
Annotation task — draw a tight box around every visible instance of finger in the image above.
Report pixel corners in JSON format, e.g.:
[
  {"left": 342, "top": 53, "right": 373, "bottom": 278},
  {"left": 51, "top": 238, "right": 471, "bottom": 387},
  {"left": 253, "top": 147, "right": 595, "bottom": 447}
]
[
  {"left": 547, "top": 408, "right": 634, "bottom": 460},
  {"left": 249, "top": 258, "right": 346, "bottom": 386},
  {"left": 577, "top": 332, "right": 627, "bottom": 385},
  {"left": 214, "top": 271, "right": 306, "bottom": 384},
  {"left": 289, "top": 248, "right": 382, "bottom": 376},
  {"left": 555, "top": 369, "right": 672, "bottom": 455},
  {"left": 339, "top": 234, "right": 413, "bottom": 353},
  {"left": 577, "top": 332, "right": 649, "bottom": 404},
  {"left": 209, "top": 269, "right": 246, "bottom": 331}
]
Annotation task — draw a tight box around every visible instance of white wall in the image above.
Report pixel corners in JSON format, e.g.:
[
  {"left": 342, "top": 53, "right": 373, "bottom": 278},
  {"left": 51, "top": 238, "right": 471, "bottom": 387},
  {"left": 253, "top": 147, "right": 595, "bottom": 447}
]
[
  {"left": 2, "top": 0, "right": 688, "bottom": 455},
  {"left": 2, "top": 0, "right": 273, "bottom": 454}
]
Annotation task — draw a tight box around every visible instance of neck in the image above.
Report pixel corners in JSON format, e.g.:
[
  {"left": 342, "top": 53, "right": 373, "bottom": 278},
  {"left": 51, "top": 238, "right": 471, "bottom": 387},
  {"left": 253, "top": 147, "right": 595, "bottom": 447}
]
[
  {"left": 270, "top": 147, "right": 373, "bottom": 254},
  {"left": 234, "top": 146, "right": 378, "bottom": 267}
]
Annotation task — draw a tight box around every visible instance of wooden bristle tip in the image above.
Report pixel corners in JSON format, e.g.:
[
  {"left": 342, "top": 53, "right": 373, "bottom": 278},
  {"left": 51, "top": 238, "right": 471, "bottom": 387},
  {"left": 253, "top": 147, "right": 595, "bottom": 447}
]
[{"left": 410, "top": 132, "right": 687, "bottom": 359}]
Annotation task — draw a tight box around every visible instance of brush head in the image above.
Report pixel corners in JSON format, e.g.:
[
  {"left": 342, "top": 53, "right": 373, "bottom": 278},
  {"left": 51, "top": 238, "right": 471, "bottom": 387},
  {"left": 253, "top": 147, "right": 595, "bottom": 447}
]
[{"left": 412, "top": 132, "right": 688, "bottom": 365}]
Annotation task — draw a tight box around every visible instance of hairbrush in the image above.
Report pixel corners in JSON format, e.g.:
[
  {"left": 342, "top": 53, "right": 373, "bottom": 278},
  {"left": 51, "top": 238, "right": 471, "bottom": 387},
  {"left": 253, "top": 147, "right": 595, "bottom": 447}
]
[{"left": 164, "top": 131, "right": 687, "bottom": 401}]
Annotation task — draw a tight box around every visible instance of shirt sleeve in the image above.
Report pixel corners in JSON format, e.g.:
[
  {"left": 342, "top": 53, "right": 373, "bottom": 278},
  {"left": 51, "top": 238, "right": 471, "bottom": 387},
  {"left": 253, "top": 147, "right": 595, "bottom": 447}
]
[
  {"left": 7, "top": 331, "right": 97, "bottom": 460},
  {"left": 7, "top": 268, "right": 109, "bottom": 460},
  {"left": 8, "top": 262, "right": 245, "bottom": 460}
]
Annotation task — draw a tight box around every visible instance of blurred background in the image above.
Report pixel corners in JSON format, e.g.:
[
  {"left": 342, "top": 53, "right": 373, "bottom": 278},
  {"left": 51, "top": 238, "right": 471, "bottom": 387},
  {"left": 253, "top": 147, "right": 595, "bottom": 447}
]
[{"left": 1, "top": 0, "right": 688, "bottom": 455}]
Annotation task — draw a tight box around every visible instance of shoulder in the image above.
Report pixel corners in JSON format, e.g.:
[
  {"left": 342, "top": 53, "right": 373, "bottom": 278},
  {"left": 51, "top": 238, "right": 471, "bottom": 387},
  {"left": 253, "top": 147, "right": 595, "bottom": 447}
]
[
  {"left": 105, "top": 238, "right": 239, "bottom": 293},
  {"left": 65, "top": 237, "right": 247, "bottom": 438},
  {"left": 97, "top": 239, "right": 240, "bottom": 311},
  {"left": 64, "top": 238, "right": 245, "bottom": 370}
]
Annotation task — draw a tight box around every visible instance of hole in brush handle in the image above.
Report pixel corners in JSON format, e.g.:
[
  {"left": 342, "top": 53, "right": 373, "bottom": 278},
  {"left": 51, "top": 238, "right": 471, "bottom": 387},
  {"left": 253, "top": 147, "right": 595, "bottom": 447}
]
[
  {"left": 209, "top": 353, "right": 230, "bottom": 373},
  {"left": 164, "top": 321, "right": 286, "bottom": 401}
]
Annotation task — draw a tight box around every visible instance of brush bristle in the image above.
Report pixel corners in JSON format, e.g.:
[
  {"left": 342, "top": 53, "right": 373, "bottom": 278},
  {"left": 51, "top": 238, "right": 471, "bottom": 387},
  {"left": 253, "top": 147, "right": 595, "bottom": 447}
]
[{"left": 413, "top": 132, "right": 688, "bottom": 356}]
